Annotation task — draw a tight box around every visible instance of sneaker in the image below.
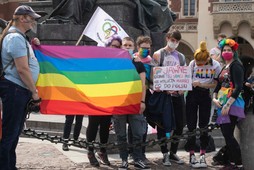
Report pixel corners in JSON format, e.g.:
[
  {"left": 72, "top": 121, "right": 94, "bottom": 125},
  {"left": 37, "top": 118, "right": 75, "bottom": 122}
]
[
  {"left": 169, "top": 152, "right": 184, "bottom": 164},
  {"left": 62, "top": 143, "right": 69, "bottom": 151},
  {"left": 134, "top": 160, "right": 151, "bottom": 170},
  {"left": 162, "top": 153, "right": 171, "bottom": 166},
  {"left": 220, "top": 164, "right": 240, "bottom": 170},
  {"left": 142, "top": 157, "right": 151, "bottom": 165},
  {"left": 118, "top": 160, "right": 128, "bottom": 170},
  {"left": 199, "top": 154, "right": 208, "bottom": 168},
  {"left": 189, "top": 154, "right": 200, "bottom": 168},
  {"left": 236, "top": 166, "right": 244, "bottom": 170},
  {"left": 129, "top": 153, "right": 134, "bottom": 163},
  {"left": 95, "top": 151, "right": 111, "bottom": 166},
  {"left": 87, "top": 151, "right": 99, "bottom": 167}
]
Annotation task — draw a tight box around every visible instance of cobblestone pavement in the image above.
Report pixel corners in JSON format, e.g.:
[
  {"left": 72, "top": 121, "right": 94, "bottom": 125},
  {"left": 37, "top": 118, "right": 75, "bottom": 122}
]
[{"left": 16, "top": 137, "right": 222, "bottom": 170}]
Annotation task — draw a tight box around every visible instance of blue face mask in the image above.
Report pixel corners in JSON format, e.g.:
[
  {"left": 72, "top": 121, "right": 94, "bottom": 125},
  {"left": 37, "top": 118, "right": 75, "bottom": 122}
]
[{"left": 128, "top": 49, "right": 134, "bottom": 55}]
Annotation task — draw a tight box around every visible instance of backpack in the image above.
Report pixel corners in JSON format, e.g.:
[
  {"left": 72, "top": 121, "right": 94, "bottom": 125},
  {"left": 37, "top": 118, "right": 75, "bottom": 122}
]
[{"left": 0, "top": 30, "right": 29, "bottom": 78}]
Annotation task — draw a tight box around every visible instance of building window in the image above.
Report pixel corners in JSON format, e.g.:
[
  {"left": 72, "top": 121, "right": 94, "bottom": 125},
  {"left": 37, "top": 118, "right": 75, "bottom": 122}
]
[{"left": 183, "top": 0, "right": 196, "bottom": 16}]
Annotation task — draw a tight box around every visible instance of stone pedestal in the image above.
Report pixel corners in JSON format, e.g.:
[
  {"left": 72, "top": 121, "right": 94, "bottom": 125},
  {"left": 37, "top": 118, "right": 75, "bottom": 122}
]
[{"left": 238, "top": 111, "right": 254, "bottom": 169}]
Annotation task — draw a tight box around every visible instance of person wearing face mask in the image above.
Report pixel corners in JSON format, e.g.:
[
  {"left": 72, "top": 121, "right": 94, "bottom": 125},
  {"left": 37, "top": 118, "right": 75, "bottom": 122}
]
[
  {"left": 186, "top": 41, "right": 221, "bottom": 168},
  {"left": 124, "top": 36, "right": 153, "bottom": 165},
  {"left": 212, "top": 39, "right": 245, "bottom": 170},
  {"left": 0, "top": 5, "right": 41, "bottom": 170},
  {"left": 209, "top": 33, "right": 227, "bottom": 124},
  {"left": 112, "top": 36, "right": 151, "bottom": 170},
  {"left": 85, "top": 36, "right": 122, "bottom": 167},
  {"left": 150, "top": 29, "right": 186, "bottom": 166},
  {"left": 210, "top": 33, "right": 227, "bottom": 64}
]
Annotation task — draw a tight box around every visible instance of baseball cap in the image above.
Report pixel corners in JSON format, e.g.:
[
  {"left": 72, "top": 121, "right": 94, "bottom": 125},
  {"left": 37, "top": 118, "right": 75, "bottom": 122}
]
[{"left": 14, "top": 5, "right": 41, "bottom": 19}]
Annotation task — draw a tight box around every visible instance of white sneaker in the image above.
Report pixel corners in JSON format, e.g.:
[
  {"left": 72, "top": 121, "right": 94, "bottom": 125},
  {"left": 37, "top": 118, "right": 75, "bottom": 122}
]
[
  {"left": 118, "top": 160, "right": 128, "bottom": 170},
  {"left": 162, "top": 153, "right": 171, "bottom": 166},
  {"left": 169, "top": 152, "right": 184, "bottom": 164},
  {"left": 199, "top": 154, "right": 208, "bottom": 168},
  {"left": 189, "top": 154, "right": 200, "bottom": 168}
]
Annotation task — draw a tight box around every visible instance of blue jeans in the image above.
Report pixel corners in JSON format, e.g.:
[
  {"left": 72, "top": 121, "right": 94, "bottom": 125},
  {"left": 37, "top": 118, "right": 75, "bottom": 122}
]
[
  {"left": 113, "top": 114, "right": 147, "bottom": 161},
  {"left": 0, "top": 79, "right": 31, "bottom": 170}
]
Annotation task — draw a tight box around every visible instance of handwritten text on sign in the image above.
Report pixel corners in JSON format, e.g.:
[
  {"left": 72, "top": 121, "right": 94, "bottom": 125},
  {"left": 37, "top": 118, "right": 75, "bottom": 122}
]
[{"left": 153, "top": 66, "right": 192, "bottom": 91}]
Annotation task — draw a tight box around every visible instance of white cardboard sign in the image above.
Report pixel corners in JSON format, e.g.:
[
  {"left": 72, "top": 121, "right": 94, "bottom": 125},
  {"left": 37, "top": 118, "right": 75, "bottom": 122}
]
[{"left": 153, "top": 66, "right": 192, "bottom": 91}]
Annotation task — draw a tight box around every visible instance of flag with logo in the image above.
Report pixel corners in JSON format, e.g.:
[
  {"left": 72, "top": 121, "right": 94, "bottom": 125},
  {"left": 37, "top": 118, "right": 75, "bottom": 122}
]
[{"left": 82, "top": 7, "right": 129, "bottom": 46}]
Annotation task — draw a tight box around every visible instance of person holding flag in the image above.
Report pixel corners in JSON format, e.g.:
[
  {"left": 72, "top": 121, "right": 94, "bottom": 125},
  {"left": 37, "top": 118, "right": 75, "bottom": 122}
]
[
  {"left": 0, "top": 5, "right": 41, "bottom": 170},
  {"left": 85, "top": 36, "right": 122, "bottom": 167},
  {"left": 113, "top": 36, "right": 151, "bottom": 170}
]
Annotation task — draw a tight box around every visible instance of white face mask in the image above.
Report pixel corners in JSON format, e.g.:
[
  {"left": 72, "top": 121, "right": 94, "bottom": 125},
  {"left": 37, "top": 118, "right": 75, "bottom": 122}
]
[
  {"left": 167, "top": 41, "right": 179, "bottom": 50},
  {"left": 30, "top": 22, "right": 37, "bottom": 34}
]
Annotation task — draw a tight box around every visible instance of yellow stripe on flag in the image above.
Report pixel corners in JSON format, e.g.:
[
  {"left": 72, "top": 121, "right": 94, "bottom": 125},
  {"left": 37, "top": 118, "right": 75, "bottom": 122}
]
[{"left": 37, "top": 74, "right": 142, "bottom": 97}]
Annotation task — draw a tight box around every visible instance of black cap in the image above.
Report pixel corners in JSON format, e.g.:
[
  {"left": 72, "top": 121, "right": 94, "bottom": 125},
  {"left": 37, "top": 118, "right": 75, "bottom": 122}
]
[{"left": 14, "top": 5, "right": 41, "bottom": 19}]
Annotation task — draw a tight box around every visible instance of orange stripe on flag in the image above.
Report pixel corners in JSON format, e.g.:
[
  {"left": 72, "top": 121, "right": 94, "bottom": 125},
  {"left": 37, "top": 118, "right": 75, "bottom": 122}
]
[{"left": 37, "top": 86, "right": 142, "bottom": 108}]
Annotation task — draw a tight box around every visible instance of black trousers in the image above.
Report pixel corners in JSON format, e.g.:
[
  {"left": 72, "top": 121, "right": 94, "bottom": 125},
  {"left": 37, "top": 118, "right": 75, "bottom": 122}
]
[
  {"left": 220, "top": 116, "right": 242, "bottom": 165},
  {"left": 63, "top": 115, "right": 84, "bottom": 140},
  {"left": 86, "top": 115, "right": 111, "bottom": 152},
  {"left": 186, "top": 89, "right": 211, "bottom": 151},
  {"left": 170, "top": 95, "right": 185, "bottom": 154}
]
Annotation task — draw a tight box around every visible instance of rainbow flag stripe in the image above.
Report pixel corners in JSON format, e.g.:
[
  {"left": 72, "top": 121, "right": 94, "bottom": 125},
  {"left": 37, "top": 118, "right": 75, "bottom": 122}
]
[
  {"left": 217, "top": 87, "right": 245, "bottom": 124},
  {"left": 34, "top": 45, "right": 142, "bottom": 115}
]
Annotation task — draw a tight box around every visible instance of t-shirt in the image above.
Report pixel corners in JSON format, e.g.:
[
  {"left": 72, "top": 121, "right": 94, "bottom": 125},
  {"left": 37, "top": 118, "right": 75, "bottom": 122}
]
[
  {"left": 152, "top": 49, "right": 186, "bottom": 67},
  {"left": 132, "top": 59, "right": 146, "bottom": 74},
  {"left": 214, "top": 60, "right": 244, "bottom": 99},
  {"left": 1, "top": 26, "right": 39, "bottom": 89},
  {"left": 189, "top": 59, "right": 221, "bottom": 84},
  {"left": 210, "top": 47, "right": 220, "bottom": 57},
  {"left": 162, "top": 50, "right": 180, "bottom": 66}
]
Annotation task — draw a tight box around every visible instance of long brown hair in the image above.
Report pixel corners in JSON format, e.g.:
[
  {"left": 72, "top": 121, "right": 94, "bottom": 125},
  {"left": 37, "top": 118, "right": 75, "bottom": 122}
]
[{"left": 0, "top": 20, "right": 14, "bottom": 50}]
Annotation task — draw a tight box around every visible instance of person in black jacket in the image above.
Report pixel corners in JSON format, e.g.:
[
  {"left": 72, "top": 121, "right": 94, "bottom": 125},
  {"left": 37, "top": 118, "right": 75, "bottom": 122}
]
[{"left": 212, "top": 39, "right": 245, "bottom": 170}]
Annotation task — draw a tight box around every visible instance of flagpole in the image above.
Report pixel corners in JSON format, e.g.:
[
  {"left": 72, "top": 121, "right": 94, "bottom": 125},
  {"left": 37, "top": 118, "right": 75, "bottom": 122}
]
[{"left": 76, "top": 34, "right": 84, "bottom": 46}]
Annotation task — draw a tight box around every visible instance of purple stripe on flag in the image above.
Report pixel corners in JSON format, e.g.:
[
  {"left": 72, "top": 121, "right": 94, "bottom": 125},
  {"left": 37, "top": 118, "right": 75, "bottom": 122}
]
[{"left": 33, "top": 45, "right": 131, "bottom": 59}]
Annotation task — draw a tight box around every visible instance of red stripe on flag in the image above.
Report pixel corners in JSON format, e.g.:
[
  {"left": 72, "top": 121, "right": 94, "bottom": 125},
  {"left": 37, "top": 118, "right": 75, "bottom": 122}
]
[{"left": 40, "top": 100, "right": 140, "bottom": 115}]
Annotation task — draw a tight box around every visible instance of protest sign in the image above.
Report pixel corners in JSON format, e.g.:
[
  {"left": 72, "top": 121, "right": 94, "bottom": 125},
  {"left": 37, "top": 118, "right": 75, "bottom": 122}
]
[{"left": 153, "top": 66, "right": 192, "bottom": 91}]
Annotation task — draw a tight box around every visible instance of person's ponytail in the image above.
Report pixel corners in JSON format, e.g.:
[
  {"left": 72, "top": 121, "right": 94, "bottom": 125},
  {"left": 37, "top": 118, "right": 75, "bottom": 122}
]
[{"left": 0, "top": 19, "right": 14, "bottom": 49}]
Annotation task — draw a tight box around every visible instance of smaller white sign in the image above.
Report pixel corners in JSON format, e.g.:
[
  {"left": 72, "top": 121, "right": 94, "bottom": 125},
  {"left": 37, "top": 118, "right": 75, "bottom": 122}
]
[{"left": 153, "top": 66, "right": 192, "bottom": 91}]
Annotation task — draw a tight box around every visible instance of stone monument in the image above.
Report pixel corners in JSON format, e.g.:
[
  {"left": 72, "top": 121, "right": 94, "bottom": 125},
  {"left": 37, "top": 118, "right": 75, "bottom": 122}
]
[{"left": 21, "top": 0, "right": 175, "bottom": 51}]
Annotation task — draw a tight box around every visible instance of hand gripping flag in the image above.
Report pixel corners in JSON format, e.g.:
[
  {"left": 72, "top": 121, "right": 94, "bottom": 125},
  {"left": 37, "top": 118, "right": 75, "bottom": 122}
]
[{"left": 34, "top": 45, "right": 142, "bottom": 115}]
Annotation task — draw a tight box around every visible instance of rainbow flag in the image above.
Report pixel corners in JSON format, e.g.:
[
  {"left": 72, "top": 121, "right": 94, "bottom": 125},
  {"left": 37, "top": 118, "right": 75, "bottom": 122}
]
[
  {"left": 33, "top": 45, "right": 142, "bottom": 115},
  {"left": 217, "top": 87, "right": 245, "bottom": 124}
]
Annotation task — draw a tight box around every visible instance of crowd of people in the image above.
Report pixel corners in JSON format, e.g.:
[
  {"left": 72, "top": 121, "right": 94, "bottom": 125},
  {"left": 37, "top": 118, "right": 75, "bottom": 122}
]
[{"left": 0, "top": 5, "right": 251, "bottom": 170}]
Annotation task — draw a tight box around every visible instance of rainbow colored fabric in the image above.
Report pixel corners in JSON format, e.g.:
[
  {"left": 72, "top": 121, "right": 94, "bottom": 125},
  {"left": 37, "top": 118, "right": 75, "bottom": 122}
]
[
  {"left": 217, "top": 87, "right": 245, "bottom": 124},
  {"left": 33, "top": 45, "right": 142, "bottom": 115}
]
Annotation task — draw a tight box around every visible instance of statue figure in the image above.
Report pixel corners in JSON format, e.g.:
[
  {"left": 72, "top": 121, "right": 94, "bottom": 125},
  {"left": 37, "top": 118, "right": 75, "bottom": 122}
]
[
  {"left": 49, "top": 0, "right": 96, "bottom": 24},
  {"left": 48, "top": 0, "right": 175, "bottom": 35},
  {"left": 133, "top": 0, "right": 176, "bottom": 35}
]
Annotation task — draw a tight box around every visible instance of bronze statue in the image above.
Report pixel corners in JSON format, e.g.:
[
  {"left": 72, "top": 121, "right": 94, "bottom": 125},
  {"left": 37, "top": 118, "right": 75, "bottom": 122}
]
[
  {"left": 134, "top": 0, "right": 176, "bottom": 35},
  {"left": 49, "top": 0, "right": 175, "bottom": 35},
  {"left": 49, "top": 0, "right": 96, "bottom": 24}
]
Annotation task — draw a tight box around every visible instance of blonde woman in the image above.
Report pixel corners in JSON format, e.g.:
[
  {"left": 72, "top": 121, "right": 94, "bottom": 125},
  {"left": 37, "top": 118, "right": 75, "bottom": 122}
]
[{"left": 186, "top": 41, "right": 221, "bottom": 168}]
